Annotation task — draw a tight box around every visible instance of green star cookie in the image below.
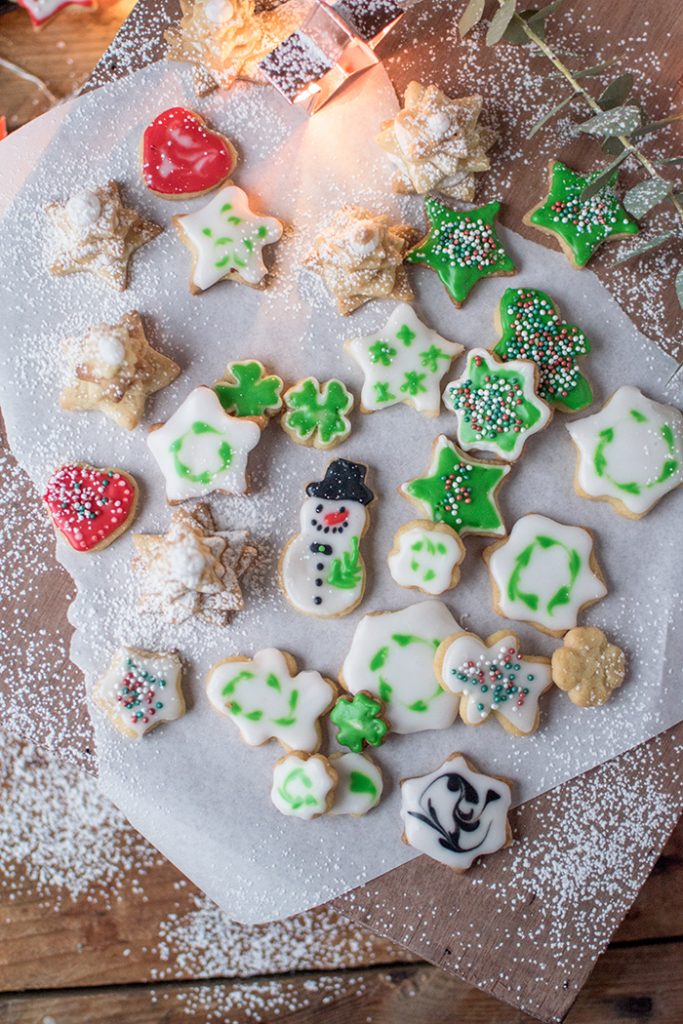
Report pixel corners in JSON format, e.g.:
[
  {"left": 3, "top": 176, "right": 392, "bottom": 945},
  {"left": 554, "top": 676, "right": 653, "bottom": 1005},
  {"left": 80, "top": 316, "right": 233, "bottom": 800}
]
[
  {"left": 330, "top": 691, "right": 389, "bottom": 753},
  {"left": 214, "top": 360, "right": 283, "bottom": 421},
  {"left": 525, "top": 161, "right": 638, "bottom": 268},
  {"left": 406, "top": 198, "right": 515, "bottom": 307},
  {"left": 401, "top": 433, "right": 511, "bottom": 537}
]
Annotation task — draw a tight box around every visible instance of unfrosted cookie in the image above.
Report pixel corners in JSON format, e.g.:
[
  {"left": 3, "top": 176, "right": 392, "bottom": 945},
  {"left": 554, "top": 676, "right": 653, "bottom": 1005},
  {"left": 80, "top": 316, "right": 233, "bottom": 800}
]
[
  {"left": 388, "top": 520, "right": 464, "bottom": 595},
  {"left": 328, "top": 752, "right": 383, "bottom": 817},
  {"left": 93, "top": 646, "right": 185, "bottom": 739},
  {"left": 551, "top": 627, "right": 626, "bottom": 708},
  {"left": 43, "top": 463, "right": 138, "bottom": 553},
  {"left": 281, "top": 378, "right": 354, "bottom": 450},
  {"left": 271, "top": 751, "right": 337, "bottom": 819},
  {"left": 142, "top": 107, "right": 238, "bottom": 199},
  {"left": 329, "top": 691, "right": 389, "bottom": 753},
  {"left": 214, "top": 359, "right": 284, "bottom": 426}
]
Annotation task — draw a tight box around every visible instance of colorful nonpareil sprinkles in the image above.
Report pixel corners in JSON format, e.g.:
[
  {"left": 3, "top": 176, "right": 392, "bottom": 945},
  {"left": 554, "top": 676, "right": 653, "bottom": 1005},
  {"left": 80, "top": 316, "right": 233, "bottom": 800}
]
[
  {"left": 448, "top": 355, "right": 525, "bottom": 439},
  {"left": 43, "top": 464, "right": 137, "bottom": 552},
  {"left": 117, "top": 657, "right": 167, "bottom": 728},
  {"left": 450, "top": 645, "right": 531, "bottom": 717}
]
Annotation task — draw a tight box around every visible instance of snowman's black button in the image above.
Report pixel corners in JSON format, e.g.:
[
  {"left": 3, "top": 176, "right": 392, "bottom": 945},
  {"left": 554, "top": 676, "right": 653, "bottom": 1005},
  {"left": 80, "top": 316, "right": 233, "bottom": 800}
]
[
  {"left": 314, "top": 596, "right": 322, "bottom": 605},
  {"left": 316, "top": 563, "right": 324, "bottom": 571},
  {"left": 315, "top": 578, "right": 323, "bottom": 586}
]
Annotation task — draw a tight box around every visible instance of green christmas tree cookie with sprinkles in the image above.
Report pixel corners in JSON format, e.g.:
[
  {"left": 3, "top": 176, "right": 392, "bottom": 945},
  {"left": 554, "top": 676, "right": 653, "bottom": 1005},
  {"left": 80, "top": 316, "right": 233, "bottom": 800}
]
[
  {"left": 406, "top": 198, "right": 515, "bottom": 307},
  {"left": 492, "top": 287, "right": 593, "bottom": 413},
  {"left": 214, "top": 360, "right": 284, "bottom": 425},
  {"left": 524, "top": 161, "right": 638, "bottom": 268},
  {"left": 401, "top": 433, "right": 511, "bottom": 537}
]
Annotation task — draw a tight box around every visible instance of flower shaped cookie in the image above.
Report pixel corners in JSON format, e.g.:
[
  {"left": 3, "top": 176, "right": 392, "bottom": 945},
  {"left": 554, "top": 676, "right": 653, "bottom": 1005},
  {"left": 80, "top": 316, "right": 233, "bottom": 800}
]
[{"left": 551, "top": 627, "right": 626, "bottom": 708}]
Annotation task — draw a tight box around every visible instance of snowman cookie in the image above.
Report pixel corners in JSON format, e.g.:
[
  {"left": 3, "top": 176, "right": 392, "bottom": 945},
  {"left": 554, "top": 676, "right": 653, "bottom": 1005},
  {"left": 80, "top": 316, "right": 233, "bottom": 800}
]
[
  {"left": 271, "top": 752, "right": 337, "bottom": 819},
  {"left": 388, "top": 520, "right": 464, "bottom": 595},
  {"left": 279, "top": 459, "right": 375, "bottom": 618}
]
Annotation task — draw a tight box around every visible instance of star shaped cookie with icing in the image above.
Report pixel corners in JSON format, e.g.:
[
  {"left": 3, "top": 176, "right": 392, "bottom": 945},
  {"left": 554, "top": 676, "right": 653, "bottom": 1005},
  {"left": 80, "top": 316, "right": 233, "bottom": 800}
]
[
  {"left": 345, "top": 303, "right": 463, "bottom": 416},
  {"left": 406, "top": 198, "right": 515, "bottom": 307},
  {"left": 46, "top": 181, "right": 161, "bottom": 291},
  {"left": 524, "top": 161, "right": 638, "bottom": 267},
  {"left": 376, "top": 81, "right": 496, "bottom": 200},
  {"left": 401, "top": 434, "right": 510, "bottom": 537},
  {"left": 60, "top": 312, "right": 180, "bottom": 431}
]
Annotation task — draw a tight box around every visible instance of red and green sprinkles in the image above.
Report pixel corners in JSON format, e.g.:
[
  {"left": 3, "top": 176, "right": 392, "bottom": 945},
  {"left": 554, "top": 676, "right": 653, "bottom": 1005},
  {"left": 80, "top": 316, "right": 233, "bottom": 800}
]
[
  {"left": 452, "top": 646, "right": 532, "bottom": 713},
  {"left": 117, "top": 657, "right": 167, "bottom": 729},
  {"left": 43, "top": 463, "right": 137, "bottom": 552}
]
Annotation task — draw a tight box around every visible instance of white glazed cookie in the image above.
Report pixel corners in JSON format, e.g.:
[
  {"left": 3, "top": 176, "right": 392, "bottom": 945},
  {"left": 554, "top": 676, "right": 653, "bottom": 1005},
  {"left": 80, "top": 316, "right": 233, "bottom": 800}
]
[
  {"left": 400, "top": 752, "right": 512, "bottom": 871},
  {"left": 93, "top": 646, "right": 185, "bottom": 739},
  {"left": 484, "top": 513, "right": 607, "bottom": 636},
  {"left": 388, "top": 520, "right": 464, "bottom": 595},
  {"left": 271, "top": 751, "right": 337, "bottom": 819},
  {"left": 345, "top": 303, "right": 463, "bottom": 416},
  {"left": 566, "top": 384, "right": 683, "bottom": 519},
  {"left": 206, "top": 648, "right": 336, "bottom": 753},
  {"left": 340, "top": 600, "right": 459, "bottom": 734},
  {"left": 435, "top": 630, "right": 552, "bottom": 735},
  {"left": 147, "top": 385, "right": 261, "bottom": 503},
  {"left": 328, "top": 752, "right": 383, "bottom": 817}
]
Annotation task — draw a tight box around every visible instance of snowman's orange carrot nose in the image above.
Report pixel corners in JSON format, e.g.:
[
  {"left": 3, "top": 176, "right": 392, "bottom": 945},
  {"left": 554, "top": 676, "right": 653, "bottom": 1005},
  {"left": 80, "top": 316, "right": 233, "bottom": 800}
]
[{"left": 324, "top": 509, "right": 349, "bottom": 526}]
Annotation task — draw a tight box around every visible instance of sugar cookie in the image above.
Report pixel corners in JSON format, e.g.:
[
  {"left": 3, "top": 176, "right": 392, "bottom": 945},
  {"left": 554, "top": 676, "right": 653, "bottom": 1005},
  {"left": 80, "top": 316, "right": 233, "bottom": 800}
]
[
  {"left": 329, "top": 691, "right": 389, "bottom": 753},
  {"left": 93, "top": 646, "right": 185, "bottom": 739},
  {"left": 43, "top": 464, "right": 138, "bottom": 553},
  {"left": 214, "top": 359, "right": 284, "bottom": 425},
  {"left": 281, "top": 378, "right": 354, "bottom": 450},
  {"left": 388, "top": 520, "right": 464, "bottom": 595},
  {"left": 551, "top": 627, "right": 626, "bottom": 708},
  {"left": 142, "top": 107, "right": 237, "bottom": 199},
  {"left": 328, "top": 752, "right": 383, "bottom": 817},
  {"left": 271, "top": 751, "right": 337, "bottom": 819}
]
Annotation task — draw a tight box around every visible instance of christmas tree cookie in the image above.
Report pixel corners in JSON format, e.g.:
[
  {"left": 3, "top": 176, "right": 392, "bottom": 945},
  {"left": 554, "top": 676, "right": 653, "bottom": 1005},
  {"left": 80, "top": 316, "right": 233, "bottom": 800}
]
[
  {"left": 281, "top": 377, "right": 354, "bottom": 450},
  {"left": 214, "top": 359, "right": 284, "bottom": 426},
  {"left": 524, "top": 161, "right": 638, "bottom": 268}
]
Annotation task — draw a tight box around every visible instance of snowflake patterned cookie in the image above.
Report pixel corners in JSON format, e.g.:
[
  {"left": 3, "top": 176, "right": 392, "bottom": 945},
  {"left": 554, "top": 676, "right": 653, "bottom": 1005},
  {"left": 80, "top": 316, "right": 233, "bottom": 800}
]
[
  {"left": 435, "top": 630, "right": 552, "bottom": 736},
  {"left": 60, "top": 312, "right": 180, "bottom": 431},
  {"left": 406, "top": 198, "right": 515, "bottom": 308},
  {"left": 43, "top": 464, "right": 139, "bottom": 553},
  {"left": 46, "top": 181, "right": 161, "bottom": 291},
  {"left": 492, "top": 288, "right": 592, "bottom": 413},
  {"left": 551, "top": 627, "right": 626, "bottom": 708},
  {"left": 132, "top": 503, "right": 257, "bottom": 627},
  {"left": 484, "top": 513, "right": 607, "bottom": 637},
  {"left": 207, "top": 648, "right": 336, "bottom": 752},
  {"left": 271, "top": 751, "right": 337, "bottom": 819},
  {"left": 400, "top": 752, "right": 512, "bottom": 871},
  {"left": 329, "top": 691, "right": 389, "bottom": 753},
  {"left": 524, "top": 161, "right": 638, "bottom": 268},
  {"left": 376, "top": 81, "right": 496, "bottom": 200},
  {"left": 17, "top": 0, "right": 94, "bottom": 28},
  {"left": 214, "top": 359, "right": 284, "bottom": 425},
  {"left": 142, "top": 107, "right": 238, "bottom": 199},
  {"left": 303, "top": 205, "right": 417, "bottom": 315},
  {"left": 388, "top": 520, "right": 464, "bottom": 596},
  {"left": 173, "top": 184, "right": 282, "bottom": 293},
  {"left": 566, "top": 385, "right": 683, "bottom": 519},
  {"left": 340, "top": 600, "right": 459, "bottom": 734},
  {"left": 328, "top": 752, "right": 383, "bottom": 817},
  {"left": 281, "top": 378, "right": 354, "bottom": 450},
  {"left": 93, "top": 647, "right": 185, "bottom": 740},
  {"left": 345, "top": 303, "right": 463, "bottom": 416}
]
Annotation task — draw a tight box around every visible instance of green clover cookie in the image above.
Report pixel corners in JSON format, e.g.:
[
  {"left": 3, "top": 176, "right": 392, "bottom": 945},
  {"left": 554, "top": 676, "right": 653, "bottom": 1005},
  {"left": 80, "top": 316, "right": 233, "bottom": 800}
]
[
  {"left": 330, "top": 691, "right": 389, "bottom": 753},
  {"left": 281, "top": 377, "right": 354, "bottom": 450},
  {"left": 214, "top": 360, "right": 284, "bottom": 421}
]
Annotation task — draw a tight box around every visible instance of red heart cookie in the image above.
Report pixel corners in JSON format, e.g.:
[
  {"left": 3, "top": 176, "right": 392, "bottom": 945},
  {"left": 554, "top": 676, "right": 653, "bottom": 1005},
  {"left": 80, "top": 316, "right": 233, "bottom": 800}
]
[
  {"left": 142, "top": 107, "right": 238, "bottom": 199},
  {"left": 43, "top": 464, "right": 139, "bottom": 553}
]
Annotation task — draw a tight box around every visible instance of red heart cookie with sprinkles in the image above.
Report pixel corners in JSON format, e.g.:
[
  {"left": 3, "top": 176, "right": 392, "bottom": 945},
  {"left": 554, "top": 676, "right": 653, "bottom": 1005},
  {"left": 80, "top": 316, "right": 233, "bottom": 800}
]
[
  {"left": 142, "top": 107, "right": 238, "bottom": 199},
  {"left": 43, "top": 464, "right": 139, "bottom": 553}
]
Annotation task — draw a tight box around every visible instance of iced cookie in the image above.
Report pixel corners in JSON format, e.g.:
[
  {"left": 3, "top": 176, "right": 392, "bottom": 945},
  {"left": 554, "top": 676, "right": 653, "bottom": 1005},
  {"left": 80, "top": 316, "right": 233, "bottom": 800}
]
[
  {"left": 406, "top": 198, "right": 515, "bottom": 308},
  {"left": 214, "top": 359, "right": 284, "bottom": 425},
  {"left": 400, "top": 752, "right": 512, "bottom": 871},
  {"left": 442, "top": 349, "right": 552, "bottom": 462},
  {"left": 566, "top": 385, "right": 683, "bottom": 519},
  {"left": 93, "top": 647, "right": 185, "bottom": 739},
  {"left": 17, "top": 0, "right": 94, "bottom": 28},
  {"left": 524, "top": 161, "right": 638, "bottom": 268},
  {"left": 484, "top": 513, "right": 607, "bottom": 637},
  {"left": 173, "top": 184, "right": 282, "bottom": 293},
  {"left": 43, "top": 464, "right": 138, "bottom": 553},
  {"left": 328, "top": 752, "right": 383, "bottom": 817},
  {"left": 281, "top": 378, "right": 354, "bottom": 450},
  {"left": 206, "top": 648, "right": 336, "bottom": 752},
  {"left": 388, "top": 520, "right": 464, "bottom": 595},
  {"left": 147, "top": 385, "right": 261, "bottom": 504},
  {"left": 492, "top": 287, "right": 592, "bottom": 413},
  {"left": 551, "top": 626, "right": 626, "bottom": 708},
  {"left": 279, "top": 459, "right": 374, "bottom": 618},
  {"left": 401, "top": 434, "right": 510, "bottom": 538},
  {"left": 142, "top": 107, "right": 238, "bottom": 199},
  {"left": 436, "top": 630, "right": 552, "bottom": 736},
  {"left": 329, "top": 691, "right": 389, "bottom": 753},
  {"left": 345, "top": 303, "right": 463, "bottom": 416},
  {"left": 340, "top": 600, "right": 459, "bottom": 734},
  {"left": 271, "top": 751, "right": 337, "bottom": 819}
]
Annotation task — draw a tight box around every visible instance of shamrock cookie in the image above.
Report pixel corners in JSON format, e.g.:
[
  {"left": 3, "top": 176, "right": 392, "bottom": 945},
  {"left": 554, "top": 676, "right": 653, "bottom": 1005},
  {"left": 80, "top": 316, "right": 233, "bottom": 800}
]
[
  {"left": 345, "top": 303, "right": 463, "bottom": 416},
  {"left": 132, "top": 503, "right": 257, "bottom": 627},
  {"left": 551, "top": 627, "right": 626, "bottom": 708},
  {"left": 524, "top": 161, "right": 638, "bottom": 268},
  {"left": 147, "top": 386, "right": 261, "bottom": 503},
  {"left": 173, "top": 184, "right": 282, "bottom": 293},
  {"left": 43, "top": 464, "right": 138, "bottom": 553},
  {"left": 400, "top": 752, "right": 512, "bottom": 871},
  {"left": 492, "top": 288, "right": 592, "bottom": 413},
  {"left": 375, "top": 82, "right": 496, "bottom": 200},
  {"left": 340, "top": 600, "right": 459, "bottom": 734},
  {"left": 566, "top": 385, "right": 683, "bottom": 519},
  {"left": 17, "top": 0, "right": 94, "bottom": 29},
  {"left": 303, "top": 205, "right": 416, "bottom": 315},
  {"left": 142, "top": 107, "right": 238, "bottom": 199},
  {"left": 281, "top": 378, "right": 354, "bottom": 450},
  {"left": 329, "top": 691, "right": 389, "bottom": 753},
  {"left": 206, "top": 648, "right": 336, "bottom": 752},
  {"left": 93, "top": 647, "right": 185, "bottom": 739},
  {"left": 46, "top": 181, "right": 161, "bottom": 291},
  {"left": 329, "top": 752, "right": 383, "bottom": 817},
  {"left": 484, "top": 513, "right": 607, "bottom": 637},
  {"left": 443, "top": 349, "right": 552, "bottom": 461},
  {"left": 60, "top": 312, "right": 180, "bottom": 431},
  {"left": 388, "top": 520, "right": 464, "bottom": 595},
  {"left": 406, "top": 198, "right": 515, "bottom": 308},
  {"left": 436, "top": 630, "right": 552, "bottom": 736},
  {"left": 271, "top": 752, "right": 337, "bottom": 820},
  {"left": 279, "top": 459, "right": 374, "bottom": 618},
  {"left": 214, "top": 360, "right": 283, "bottom": 425}
]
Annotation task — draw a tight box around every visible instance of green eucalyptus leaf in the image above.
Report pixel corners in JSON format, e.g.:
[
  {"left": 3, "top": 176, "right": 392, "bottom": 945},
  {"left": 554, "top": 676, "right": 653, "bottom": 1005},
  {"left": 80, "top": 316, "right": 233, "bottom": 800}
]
[
  {"left": 459, "top": 0, "right": 486, "bottom": 37},
  {"left": 578, "top": 105, "right": 641, "bottom": 138},
  {"left": 612, "top": 231, "right": 677, "bottom": 265},
  {"left": 486, "top": 0, "right": 517, "bottom": 45},
  {"left": 632, "top": 111, "right": 683, "bottom": 141},
  {"left": 601, "top": 136, "right": 626, "bottom": 156},
  {"left": 623, "top": 177, "right": 671, "bottom": 218},
  {"left": 598, "top": 73, "right": 634, "bottom": 111},
  {"left": 502, "top": 9, "right": 541, "bottom": 44},
  {"left": 550, "top": 57, "right": 618, "bottom": 80},
  {"left": 579, "top": 151, "right": 629, "bottom": 200}
]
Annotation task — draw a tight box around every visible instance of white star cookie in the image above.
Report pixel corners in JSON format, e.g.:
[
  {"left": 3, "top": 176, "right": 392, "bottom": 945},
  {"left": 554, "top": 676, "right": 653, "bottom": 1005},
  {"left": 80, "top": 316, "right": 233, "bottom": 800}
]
[{"left": 93, "top": 647, "right": 185, "bottom": 740}]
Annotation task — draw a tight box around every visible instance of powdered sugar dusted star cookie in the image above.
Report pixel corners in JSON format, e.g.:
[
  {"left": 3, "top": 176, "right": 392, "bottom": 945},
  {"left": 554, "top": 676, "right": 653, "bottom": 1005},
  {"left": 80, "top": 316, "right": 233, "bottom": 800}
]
[
  {"left": 328, "top": 752, "right": 383, "bottom": 817},
  {"left": 388, "top": 520, "right": 464, "bottom": 595},
  {"left": 271, "top": 751, "right": 337, "bottom": 819},
  {"left": 93, "top": 646, "right": 185, "bottom": 740}
]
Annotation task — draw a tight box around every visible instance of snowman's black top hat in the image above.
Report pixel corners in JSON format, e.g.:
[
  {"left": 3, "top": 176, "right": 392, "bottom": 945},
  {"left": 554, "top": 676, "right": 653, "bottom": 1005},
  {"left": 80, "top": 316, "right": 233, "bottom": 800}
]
[{"left": 306, "top": 459, "right": 374, "bottom": 506}]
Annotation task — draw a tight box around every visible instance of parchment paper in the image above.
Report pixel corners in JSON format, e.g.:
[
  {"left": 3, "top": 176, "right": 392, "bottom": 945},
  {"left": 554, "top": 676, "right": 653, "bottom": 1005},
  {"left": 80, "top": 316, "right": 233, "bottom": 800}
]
[{"left": 1, "top": 60, "right": 682, "bottom": 924}]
